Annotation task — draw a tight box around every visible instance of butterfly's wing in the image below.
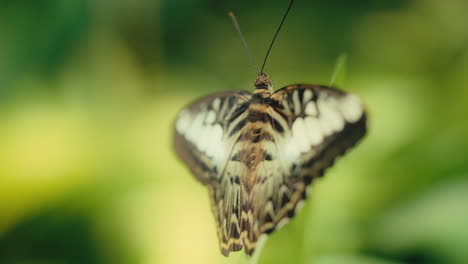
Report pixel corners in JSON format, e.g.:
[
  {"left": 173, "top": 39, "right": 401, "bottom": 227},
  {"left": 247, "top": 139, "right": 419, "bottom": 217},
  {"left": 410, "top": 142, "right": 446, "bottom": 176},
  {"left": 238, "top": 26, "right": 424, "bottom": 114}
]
[
  {"left": 209, "top": 155, "right": 248, "bottom": 256},
  {"left": 173, "top": 90, "right": 252, "bottom": 255},
  {"left": 241, "top": 84, "right": 367, "bottom": 254},
  {"left": 174, "top": 90, "right": 251, "bottom": 184},
  {"left": 270, "top": 84, "right": 367, "bottom": 180}
]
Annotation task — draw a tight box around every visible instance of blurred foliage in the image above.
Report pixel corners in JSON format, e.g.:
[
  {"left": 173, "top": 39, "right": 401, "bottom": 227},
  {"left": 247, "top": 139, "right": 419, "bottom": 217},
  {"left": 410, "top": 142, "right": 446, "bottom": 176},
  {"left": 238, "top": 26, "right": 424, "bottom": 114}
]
[{"left": 1, "top": 0, "right": 468, "bottom": 264}]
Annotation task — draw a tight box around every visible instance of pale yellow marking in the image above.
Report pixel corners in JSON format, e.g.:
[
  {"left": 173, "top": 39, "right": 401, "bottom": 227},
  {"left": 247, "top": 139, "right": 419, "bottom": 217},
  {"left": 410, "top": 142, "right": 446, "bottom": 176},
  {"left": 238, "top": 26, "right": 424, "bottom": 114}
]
[
  {"left": 303, "top": 89, "right": 313, "bottom": 102},
  {"left": 284, "top": 117, "right": 310, "bottom": 158},
  {"left": 265, "top": 201, "right": 275, "bottom": 218},
  {"left": 304, "top": 116, "right": 323, "bottom": 146},
  {"left": 206, "top": 124, "right": 224, "bottom": 158},
  {"left": 231, "top": 213, "right": 239, "bottom": 224},
  {"left": 212, "top": 98, "right": 221, "bottom": 110},
  {"left": 328, "top": 99, "right": 345, "bottom": 131},
  {"left": 317, "top": 96, "right": 344, "bottom": 136},
  {"left": 340, "top": 94, "right": 363, "bottom": 123},
  {"left": 205, "top": 110, "right": 216, "bottom": 123},
  {"left": 305, "top": 101, "right": 317, "bottom": 116},
  {"left": 175, "top": 110, "right": 190, "bottom": 133},
  {"left": 186, "top": 111, "right": 205, "bottom": 141},
  {"left": 197, "top": 125, "right": 211, "bottom": 151},
  {"left": 197, "top": 125, "right": 214, "bottom": 154},
  {"left": 284, "top": 135, "right": 300, "bottom": 159},
  {"left": 276, "top": 218, "right": 290, "bottom": 230},
  {"left": 249, "top": 103, "right": 266, "bottom": 111},
  {"left": 291, "top": 118, "right": 310, "bottom": 153},
  {"left": 292, "top": 90, "right": 301, "bottom": 114},
  {"left": 220, "top": 239, "right": 242, "bottom": 249},
  {"left": 295, "top": 200, "right": 305, "bottom": 213},
  {"left": 218, "top": 200, "right": 224, "bottom": 219}
]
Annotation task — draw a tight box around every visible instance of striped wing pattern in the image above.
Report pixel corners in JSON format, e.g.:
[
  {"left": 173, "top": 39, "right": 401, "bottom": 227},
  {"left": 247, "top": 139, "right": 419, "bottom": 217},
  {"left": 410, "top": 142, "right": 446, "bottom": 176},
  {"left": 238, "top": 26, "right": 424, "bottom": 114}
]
[
  {"left": 174, "top": 90, "right": 251, "bottom": 184},
  {"left": 173, "top": 84, "right": 366, "bottom": 256}
]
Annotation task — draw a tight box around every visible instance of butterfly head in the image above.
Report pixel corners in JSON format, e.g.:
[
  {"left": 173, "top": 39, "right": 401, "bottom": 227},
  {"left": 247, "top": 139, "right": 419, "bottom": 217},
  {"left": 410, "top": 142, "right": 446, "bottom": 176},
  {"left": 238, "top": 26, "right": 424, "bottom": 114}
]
[{"left": 254, "top": 73, "right": 273, "bottom": 93}]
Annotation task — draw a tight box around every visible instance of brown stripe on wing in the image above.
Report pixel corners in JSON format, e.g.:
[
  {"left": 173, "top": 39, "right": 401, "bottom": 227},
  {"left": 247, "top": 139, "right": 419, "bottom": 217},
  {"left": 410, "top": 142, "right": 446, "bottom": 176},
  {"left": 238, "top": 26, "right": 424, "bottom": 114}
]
[
  {"left": 240, "top": 180, "right": 308, "bottom": 256},
  {"left": 208, "top": 186, "right": 244, "bottom": 256},
  {"left": 209, "top": 160, "right": 247, "bottom": 256}
]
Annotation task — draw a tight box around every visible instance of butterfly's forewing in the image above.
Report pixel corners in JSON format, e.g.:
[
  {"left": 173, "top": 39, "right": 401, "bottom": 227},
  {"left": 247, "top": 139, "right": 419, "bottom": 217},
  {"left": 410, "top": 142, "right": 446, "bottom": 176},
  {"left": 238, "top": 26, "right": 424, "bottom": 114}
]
[
  {"left": 240, "top": 84, "right": 366, "bottom": 254},
  {"left": 269, "top": 85, "right": 366, "bottom": 179},
  {"left": 174, "top": 91, "right": 251, "bottom": 184}
]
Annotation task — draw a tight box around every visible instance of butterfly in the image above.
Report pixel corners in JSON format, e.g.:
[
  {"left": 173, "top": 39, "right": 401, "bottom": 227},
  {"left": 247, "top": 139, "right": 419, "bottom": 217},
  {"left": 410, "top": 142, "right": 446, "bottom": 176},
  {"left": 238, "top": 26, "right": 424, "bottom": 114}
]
[
  {"left": 173, "top": 73, "right": 366, "bottom": 256},
  {"left": 172, "top": 0, "right": 367, "bottom": 257}
]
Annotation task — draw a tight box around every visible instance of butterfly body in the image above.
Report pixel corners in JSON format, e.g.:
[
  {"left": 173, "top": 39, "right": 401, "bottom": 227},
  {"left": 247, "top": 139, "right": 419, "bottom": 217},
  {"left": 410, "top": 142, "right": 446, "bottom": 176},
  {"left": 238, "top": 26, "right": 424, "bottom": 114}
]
[{"left": 174, "top": 73, "right": 366, "bottom": 256}]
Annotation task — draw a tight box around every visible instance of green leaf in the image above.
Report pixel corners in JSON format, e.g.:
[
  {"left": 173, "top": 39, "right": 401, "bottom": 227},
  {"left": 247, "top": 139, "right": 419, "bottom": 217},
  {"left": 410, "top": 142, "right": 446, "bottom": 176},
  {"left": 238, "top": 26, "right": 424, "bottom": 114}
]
[
  {"left": 249, "top": 235, "right": 268, "bottom": 264},
  {"left": 329, "top": 54, "right": 348, "bottom": 87}
]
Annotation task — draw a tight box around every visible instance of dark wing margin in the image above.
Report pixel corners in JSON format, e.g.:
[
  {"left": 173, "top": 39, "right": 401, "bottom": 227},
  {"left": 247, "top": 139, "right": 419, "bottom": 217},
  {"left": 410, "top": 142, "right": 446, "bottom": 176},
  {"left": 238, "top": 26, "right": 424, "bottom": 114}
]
[
  {"left": 241, "top": 84, "right": 367, "bottom": 255},
  {"left": 173, "top": 90, "right": 251, "bottom": 185}
]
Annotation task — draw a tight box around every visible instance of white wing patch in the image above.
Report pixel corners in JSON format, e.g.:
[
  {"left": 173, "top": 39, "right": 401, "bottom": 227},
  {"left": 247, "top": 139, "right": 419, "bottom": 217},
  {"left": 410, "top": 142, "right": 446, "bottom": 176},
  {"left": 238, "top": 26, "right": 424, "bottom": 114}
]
[
  {"left": 176, "top": 109, "right": 226, "bottom": 161},
  {"left": 303, "top": 89, "right": 313, "bottom": 102},
  {"left": 205, "top": 110, "right": 216, "bottom": 123},
  {"left": 175, "top": 109, "right": 191, "bottom": 133},
  {"left": 279, "top": 90, "right": 364, "bottom": 160},
  {"left": 304, "top": 117, "right": 323, "bottom": 146},
  {"left": 339, "top": 94, "right": 364, "bottom": 123},
  {"left": 174, "top": 92, "right": 251, "bottom": 178},
  {"left": 318, "top": 100, "right": 344, "bottom": 136},
  {"left": 304, "top": 101, "right": 317, "bottom": 116}
]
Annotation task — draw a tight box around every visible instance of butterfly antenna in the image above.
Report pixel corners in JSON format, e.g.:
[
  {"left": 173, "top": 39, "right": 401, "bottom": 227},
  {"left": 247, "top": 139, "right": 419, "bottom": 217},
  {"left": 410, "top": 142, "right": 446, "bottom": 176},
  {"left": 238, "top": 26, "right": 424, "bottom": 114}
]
[
  {"left": 229, "top": 11, "right": 260, "bottom": 75},
  {"left": 260, "top": 0, "right": 295, "bottom": 74}
]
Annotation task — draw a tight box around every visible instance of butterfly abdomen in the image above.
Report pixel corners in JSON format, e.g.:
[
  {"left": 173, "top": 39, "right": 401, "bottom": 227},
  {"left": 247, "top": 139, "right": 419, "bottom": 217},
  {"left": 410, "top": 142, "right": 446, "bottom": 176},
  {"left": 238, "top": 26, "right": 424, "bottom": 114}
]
[{"left": 225, "top": 96, "right": 276, "bottom": 190}]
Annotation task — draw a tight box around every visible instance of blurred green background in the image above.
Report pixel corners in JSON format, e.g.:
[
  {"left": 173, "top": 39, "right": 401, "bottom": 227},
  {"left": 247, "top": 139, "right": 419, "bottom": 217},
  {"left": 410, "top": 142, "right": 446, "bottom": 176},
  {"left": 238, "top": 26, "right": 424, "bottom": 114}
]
[{"left": 1, "top": 0, "right": 468, "bottom": 263}]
